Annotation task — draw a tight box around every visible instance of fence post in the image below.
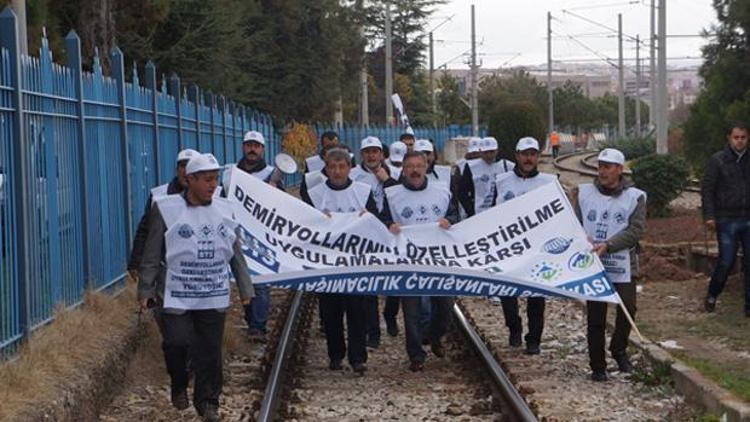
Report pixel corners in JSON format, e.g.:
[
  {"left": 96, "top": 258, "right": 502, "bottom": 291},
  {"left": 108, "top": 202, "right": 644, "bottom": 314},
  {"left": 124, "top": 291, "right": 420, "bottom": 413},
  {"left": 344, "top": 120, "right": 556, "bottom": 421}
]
[
  {"left": 0, "top": 7, "right": 31, "bottom": 339},
  {"left": 205, "top": 91, "right": 215, "bottom": 156},
  {"left": 229, "top": 101, "right": 237, "bottom": 159},
  {"left": 219, "top": 96, "right": 229, "bottom": 162},
  {"left": 111, "top": 46, "right": 134, "bottom": 247},
  {"left": 168, "top": 73, "right": 183, "bottom": 150},
  {"left": 144, "top": 61, "right": 161, "bottom": 184},
  {"left": 188, "top": 84, "right": 200, "bottom": 148},
  {"left": 65, "top": 30, "right": 91, "bottom": 290}
]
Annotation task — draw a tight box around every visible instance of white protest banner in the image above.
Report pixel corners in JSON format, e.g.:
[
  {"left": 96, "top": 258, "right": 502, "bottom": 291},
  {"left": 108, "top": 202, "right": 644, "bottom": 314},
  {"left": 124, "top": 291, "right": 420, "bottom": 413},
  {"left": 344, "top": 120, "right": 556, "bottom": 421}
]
[{"left": 228, "top": 169, "right": 619, "bottom": 303}]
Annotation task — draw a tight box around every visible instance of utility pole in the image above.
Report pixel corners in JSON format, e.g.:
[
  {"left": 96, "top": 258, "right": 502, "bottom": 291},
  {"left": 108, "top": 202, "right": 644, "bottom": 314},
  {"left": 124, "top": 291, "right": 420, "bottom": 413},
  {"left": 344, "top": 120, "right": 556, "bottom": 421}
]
[
  {"left": 618, "top": 14, "right": 625, "bottom": 139},
  {"left": 360, "top": 24, "right": 369, "bottom": 126},
  {"left": 10, "top": 0, "right": 27, "bottom": 54},
  {"left": 547, "top": 11, "right": 554, "bottom": 136},
  {"left": 385, "top": 2, "right": 394, "bottom": 126},
  {"left": 470, "top": 4, "right": 479, "bottom": 136},
  {"left": 649, "top": 0, "right": 656, "bottom": 128},
  {"left": 657, "top": 0, "right": 668, "bottom": 154},
  {"left": 429, "top": 31, "right": 436, "bottom": 126},
  {"left": 635, "top": 34, "right": 641, "bottom": 137}
]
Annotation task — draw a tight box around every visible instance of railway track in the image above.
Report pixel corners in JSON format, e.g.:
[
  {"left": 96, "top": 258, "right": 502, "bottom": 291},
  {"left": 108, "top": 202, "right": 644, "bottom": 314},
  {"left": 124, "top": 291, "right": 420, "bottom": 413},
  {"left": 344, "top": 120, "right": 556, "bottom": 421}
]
[{"left": 258, "top": 295, "right": 537, "bottom": 422}]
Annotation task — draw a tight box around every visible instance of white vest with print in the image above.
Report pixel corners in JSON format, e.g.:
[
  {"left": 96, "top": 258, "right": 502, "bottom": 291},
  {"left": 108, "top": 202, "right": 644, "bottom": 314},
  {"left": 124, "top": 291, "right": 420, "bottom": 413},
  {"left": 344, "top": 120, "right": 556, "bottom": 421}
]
[
  {"left": 495, "top": 172, "right": 557, "bottom": 204},
  {"left": 308, "top": 180, "right": 372, "bottom": 213},
  {"left": 386, "top": 162, "right": 402, "bottom": 180},
  {"left": 385, "top": 182, "right": 451, "bottom": 226},
  {"left": 157, "top": 195, "right": 237, "bottom": 310},
  {"left": 305, "top": 155, "right": 325, "bottom": 173},
  {"left": 151, "top": 183, "right": 169, "bottom": 199},
  {"left": 468, "top": 159, "right": 515, "bottom": 214},
  {"left": 350, "top": 165, "right": 386, "bottom": 212},
  {"left": 223, "top": 164, "right": 275, "bottom": 192},
  {"left": 578, "top": 183, "right": 646, "bottom": 283}
]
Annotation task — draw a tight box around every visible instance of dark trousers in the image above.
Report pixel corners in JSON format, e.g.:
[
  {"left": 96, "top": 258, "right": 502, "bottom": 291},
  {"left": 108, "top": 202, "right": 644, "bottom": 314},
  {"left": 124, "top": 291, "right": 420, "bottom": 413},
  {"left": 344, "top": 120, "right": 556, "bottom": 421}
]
[
  {"left": 243, "top": 284, "right": 270, "bottom": 331},
  {"left": 500, "top": 297, "right": 546, "bottom": 346},
  {"left": 552, "top": 145, "right": 560, "bottom": 159},
  {"left": 402, "top": 296, "right": 453, "bottom": 363},
  {"left": 319, "top": 294, "right": 367, "bottom": 365},
  {"left": 384, "top": 296, "right": 400, "bottom": 322},
  {"left": 160, "top": 309, "right": 226, "bottom": 409},
  {"left": 365, "top": 296, "right": 381, "bottom": 342},
  {"left": 708, "top": 217, "right": 750, "bottom": 311},
  {"left": 587, "top": 281, "right": 636, "bottom": 371}
]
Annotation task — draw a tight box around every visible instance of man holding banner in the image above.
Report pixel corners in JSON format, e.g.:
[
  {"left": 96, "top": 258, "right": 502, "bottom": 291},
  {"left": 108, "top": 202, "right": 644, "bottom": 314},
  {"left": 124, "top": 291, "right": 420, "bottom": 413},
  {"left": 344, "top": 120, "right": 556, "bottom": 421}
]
[
  {"left": 574, "top": 148, "right": 646, "bottom": 381},
  {"left": 382, "top": 150, "right": 460, "bottom": 371},
  {"left": 493, "top": 137, "right": 557, "bottom": 355},
  {"left": 138, "top": 153, "right": 254, "bottom": 421},
  {"left": 350, "top": 136, "right": 399, "bottom": 348},
  {"left": 304, "top": 148, "right": 380, "bottom": 374},
  {"left": 228, "top": 130, "right": 285, "bottom": 340}
]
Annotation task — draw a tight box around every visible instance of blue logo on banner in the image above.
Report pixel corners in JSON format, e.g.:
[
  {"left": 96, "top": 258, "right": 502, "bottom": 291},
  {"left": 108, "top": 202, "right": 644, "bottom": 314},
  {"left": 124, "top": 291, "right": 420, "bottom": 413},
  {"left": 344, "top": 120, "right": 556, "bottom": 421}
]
[
  {"left": 531, "top": 261, "right": 563, "bottom": 282},
  {"left": 587, "top": 210, "right": 597, "bottom": 222},
  {"left": 178, "top": 224, "right": 194, "bottom": 239},
  {"left": 542, "top": 237, "right": 573, "bottom": 254},
  {"left": 239, "top": 226, "right": 279, "bottom": 272},
  {"left": 503, "top": 191, "right": 515, "bottom": 201},
  {"left": 568, "top": 250, "right": 595, "bottom": 271}
]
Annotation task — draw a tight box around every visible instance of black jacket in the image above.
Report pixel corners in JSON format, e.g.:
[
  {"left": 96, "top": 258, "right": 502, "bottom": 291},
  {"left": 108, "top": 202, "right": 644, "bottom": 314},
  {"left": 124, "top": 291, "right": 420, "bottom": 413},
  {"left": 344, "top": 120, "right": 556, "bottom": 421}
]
[{"left": 701, "top": 145, "right": 750, "bottom": 220}]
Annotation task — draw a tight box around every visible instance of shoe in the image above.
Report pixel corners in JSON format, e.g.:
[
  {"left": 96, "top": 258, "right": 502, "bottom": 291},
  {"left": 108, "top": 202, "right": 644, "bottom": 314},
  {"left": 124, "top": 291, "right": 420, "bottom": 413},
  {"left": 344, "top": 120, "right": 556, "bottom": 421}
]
[
  {"left": 367, "top": 337, "right": 380, "bottom": 349},
  {"left": 509, "top": 329, "right": 522, "bottom": 348},
  {"left": 524, "top": 343, "right": 541, "bottom": 355},
  {"left": 352, "top": 362, "right": 367, "bottom": 374},
  {"left": 431, "top": 341, "right": 445, "bottom": 358},
  {"left": 704, "top": 296, "right": 716, "bottom": 313},
  {"left": 591, "top": 369, "right": 608, "bottom": 382},
  {"left": 385, "top": 318, "right": 399, "bottom": 337},
  {"left": 613, "top": 353, "right": 633, "bottom": 373},
  {"left": 170, "top": 389, "right": 189, "bottom": 410},
  {"left": 200, "top": 402, "right": 221, "bottom": 422},
  {"left": 329, "top": 359, "right": 343, "bottom": 370},
  {"left": 409, "top": 361, "right": 424, "bottom": 372},
  {"left": 489, "top": 296, "right": 502, "bottom": 305},
  {"left": 247, "top": 327, "right": 266, "bottom": 341}
]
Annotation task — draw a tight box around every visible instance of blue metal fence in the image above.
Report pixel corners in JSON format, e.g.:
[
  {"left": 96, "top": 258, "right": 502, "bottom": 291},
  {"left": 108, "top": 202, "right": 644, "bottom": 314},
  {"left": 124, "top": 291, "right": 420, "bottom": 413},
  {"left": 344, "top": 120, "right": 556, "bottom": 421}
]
[{"left": 0, "top": 7, "right": 478, "bottom": 357}]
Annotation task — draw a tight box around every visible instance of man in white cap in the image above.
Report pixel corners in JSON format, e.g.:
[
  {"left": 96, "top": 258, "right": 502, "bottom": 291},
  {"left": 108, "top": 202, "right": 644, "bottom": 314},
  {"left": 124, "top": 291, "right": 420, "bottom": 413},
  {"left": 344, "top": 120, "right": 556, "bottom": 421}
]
[
  {"left": 303, "top": 148, "right": 380, "bottom": 374},
  {"left": 226, "top": 130, "right": 284, "bottom": 340},
  {"left": 572, "top": 148, "right": 646, "bottom": 381},
  {"left": 129, "top": 148, "right": 199, "bottom": 280},
  {"left": 349, "top": 136, "right": 398, "bottom": 348},
  {"left": 458, "top": 136, "right": 515, "bottom": 216},
  {"left": 414, "top": 139, "right": 452, "bottom": 188},
  {"left": 138, "top": 153, "right": 254, "bottom": 421},
  {"left": 493, "top": 137, "right": 557, "bottom": 354},
  {"left": 381, "top": 150, "right": 459, "bottom": 371},
  {"left": 305, "top": 130, "right": 340, "bottom": 173},
  {"left": 455, "top": 137, "right": 482, "bottom": 177},
  {"left": 385, "top": 141, "right": 407, "bottom": 179}
]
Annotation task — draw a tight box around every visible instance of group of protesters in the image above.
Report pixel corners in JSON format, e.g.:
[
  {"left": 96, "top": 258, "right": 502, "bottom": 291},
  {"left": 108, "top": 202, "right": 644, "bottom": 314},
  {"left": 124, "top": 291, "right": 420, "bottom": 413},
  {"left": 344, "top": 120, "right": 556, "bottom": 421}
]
[{"left": 127, "top": 126, "right": 649, "bottom": 420}]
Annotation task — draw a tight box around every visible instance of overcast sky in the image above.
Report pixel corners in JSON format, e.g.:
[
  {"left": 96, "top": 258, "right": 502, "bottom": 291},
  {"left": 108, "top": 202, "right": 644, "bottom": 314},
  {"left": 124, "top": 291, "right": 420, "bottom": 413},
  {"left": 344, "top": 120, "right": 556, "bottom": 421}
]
[{"left": 428, "top": 0, "right": 717, "bottom": 69}]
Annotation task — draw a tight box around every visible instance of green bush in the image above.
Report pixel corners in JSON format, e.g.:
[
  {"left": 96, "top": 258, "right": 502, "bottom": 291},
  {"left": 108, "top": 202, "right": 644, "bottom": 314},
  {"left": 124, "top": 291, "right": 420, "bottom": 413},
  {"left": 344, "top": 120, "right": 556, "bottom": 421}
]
[
  {"left": 631, "top": 154, "right": 689, "bottom": 217},
  {"left": 602, "top": 137, "right": 656, "bottom": 161}
]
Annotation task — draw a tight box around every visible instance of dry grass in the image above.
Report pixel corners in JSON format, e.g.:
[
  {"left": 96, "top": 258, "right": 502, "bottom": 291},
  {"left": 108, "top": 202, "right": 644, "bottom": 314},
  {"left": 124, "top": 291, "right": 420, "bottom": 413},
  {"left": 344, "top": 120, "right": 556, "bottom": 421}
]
[{"left": 0, "top": 282, "right": 137, "bottom": 420}]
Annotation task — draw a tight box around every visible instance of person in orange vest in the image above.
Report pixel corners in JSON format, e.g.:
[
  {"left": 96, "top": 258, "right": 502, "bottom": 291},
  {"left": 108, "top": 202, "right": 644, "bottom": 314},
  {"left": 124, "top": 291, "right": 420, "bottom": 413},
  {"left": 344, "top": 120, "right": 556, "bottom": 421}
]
[{"left": 550, "top": 131, "right": 560, "bottom": 158}]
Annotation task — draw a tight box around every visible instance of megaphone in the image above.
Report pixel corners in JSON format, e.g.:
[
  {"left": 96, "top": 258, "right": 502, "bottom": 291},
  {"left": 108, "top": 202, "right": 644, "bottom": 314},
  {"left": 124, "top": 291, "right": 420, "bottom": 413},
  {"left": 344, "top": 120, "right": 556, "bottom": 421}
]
[{"left": 275, "top": 153, "right": 298, "bottom": 175}]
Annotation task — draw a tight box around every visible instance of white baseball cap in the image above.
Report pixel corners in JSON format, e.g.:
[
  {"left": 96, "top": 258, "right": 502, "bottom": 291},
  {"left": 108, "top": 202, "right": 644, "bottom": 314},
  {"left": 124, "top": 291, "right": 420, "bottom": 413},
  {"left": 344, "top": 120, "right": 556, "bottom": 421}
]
[
  {"left": 479, "top": 137, "right": 498, "bottom": 152},
  {"left": 467, "top": 137, "right": 482, "bottom": 153},
  {"left": 516, "top": 137, "right": 540, "bottom": 152},
  {"left": 177, "top": 148, "right": 199, "bottom": 163},
  {"left": 389, "top": 141, "right": 407, "bottom": 163},
  {"left": 360, "top": 136, "right": 383, "bottom": 151},
  {"left": 243, "top": 130, "right": 265, "bottom": 145},
  {"left": 598, "top": 148, "right": 625, "bottom": 165},
  {"left": 414, "top": 139, "right": 434, "bottom": 153},
  {"left": 186, "top": 153, "right": 222, "bottom": 175}
]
